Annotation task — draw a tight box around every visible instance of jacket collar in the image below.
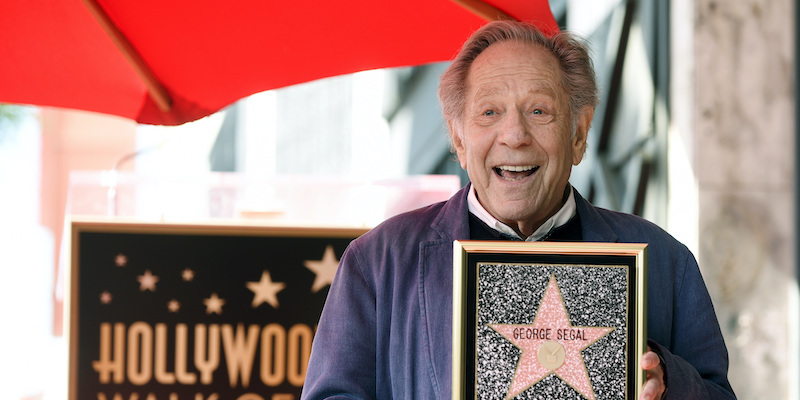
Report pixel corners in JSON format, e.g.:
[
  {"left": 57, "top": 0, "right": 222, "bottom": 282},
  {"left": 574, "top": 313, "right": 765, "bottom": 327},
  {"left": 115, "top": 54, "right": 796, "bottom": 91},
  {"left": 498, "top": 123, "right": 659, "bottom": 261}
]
[
  {"left": 431, "top": 184, "right": 472, "bottom": 242},
  {"left": 431, "top": 184, "right": 619, "bottom": 244},
  {"left": 572, "top": 187, "right": 618, "bottom": 243}
]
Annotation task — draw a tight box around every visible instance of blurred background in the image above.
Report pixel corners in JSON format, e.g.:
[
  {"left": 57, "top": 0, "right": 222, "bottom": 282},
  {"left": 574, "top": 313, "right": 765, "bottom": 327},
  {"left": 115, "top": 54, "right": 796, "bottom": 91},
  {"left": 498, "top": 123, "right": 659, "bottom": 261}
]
[{"left": 0, "top": 0, "right": 795, "bottom": 398}]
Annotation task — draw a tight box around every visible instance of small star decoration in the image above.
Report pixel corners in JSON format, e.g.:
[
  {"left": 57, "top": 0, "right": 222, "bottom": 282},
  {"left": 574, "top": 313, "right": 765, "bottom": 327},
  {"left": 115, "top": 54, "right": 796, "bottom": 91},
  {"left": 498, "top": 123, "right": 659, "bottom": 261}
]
[
  {"left": 246, "top": 270, "right": 286, "bottom": 308},
  {"left": 304, "top": 245, "right": 340, "bottom": 293}
]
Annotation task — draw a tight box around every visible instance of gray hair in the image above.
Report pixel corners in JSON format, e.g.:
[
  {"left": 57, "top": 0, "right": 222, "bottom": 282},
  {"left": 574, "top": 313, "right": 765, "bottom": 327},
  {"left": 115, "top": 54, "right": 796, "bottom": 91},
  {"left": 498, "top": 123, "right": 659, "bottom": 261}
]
[{"left": 438, "top": 20, "right": 598, "bottom": 136}]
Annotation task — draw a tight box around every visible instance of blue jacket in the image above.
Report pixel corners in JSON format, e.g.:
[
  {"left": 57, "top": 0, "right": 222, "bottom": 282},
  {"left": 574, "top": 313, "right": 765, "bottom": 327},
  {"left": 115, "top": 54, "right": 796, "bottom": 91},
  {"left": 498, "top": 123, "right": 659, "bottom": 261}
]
[{"left": 302, "top": 186, "right": 735, "bottom": 399}]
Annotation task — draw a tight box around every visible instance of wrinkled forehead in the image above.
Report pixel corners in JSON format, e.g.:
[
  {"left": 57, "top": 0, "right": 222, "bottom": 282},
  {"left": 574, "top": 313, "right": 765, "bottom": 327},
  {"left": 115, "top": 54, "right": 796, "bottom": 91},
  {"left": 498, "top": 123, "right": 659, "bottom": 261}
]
[
  {"left": 465, "top": 41, "right": 565, "bottom": 100},
  {"left": 470, "top": 80, "right": 561, "bottom": 101}
]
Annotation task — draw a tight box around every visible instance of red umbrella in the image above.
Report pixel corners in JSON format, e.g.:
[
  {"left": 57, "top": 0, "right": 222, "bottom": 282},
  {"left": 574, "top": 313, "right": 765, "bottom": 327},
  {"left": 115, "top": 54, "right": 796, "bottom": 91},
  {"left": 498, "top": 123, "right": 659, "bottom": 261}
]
[{"left": 2, "top": 0, "right": 557, "bottom": 126}]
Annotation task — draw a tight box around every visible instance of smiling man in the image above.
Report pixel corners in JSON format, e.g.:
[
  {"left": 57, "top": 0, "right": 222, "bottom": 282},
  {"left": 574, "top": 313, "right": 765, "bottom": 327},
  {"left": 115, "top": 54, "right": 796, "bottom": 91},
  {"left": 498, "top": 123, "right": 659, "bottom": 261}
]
[
  {"left": 302, "top": 21, "right": 735, "bottom": 400},
  {"left": 450, "top": 39, "right": 591, "bottom": 239}
]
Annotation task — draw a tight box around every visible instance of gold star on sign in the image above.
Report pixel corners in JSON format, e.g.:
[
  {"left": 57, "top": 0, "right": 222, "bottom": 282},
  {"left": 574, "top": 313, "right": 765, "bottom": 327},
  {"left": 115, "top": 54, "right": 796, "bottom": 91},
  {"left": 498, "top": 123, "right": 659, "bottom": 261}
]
[
  {"left": 246, "top": 270, "right": 285, "bottom": 308},
  {"left": 182, "top": 268, "right": 195, "bottom": 281},
  {"left": 167, "top": 299, "right": 181, "bottom": 313},
  {"left": 304, "top": 245, "right": 340, "bottom": 293},
  {"left": 489, "top": 275, "right": 614, "bottom": 400},
  {"left": 115, "top": 253, "right": 127, "bottom": 267},
  {"left": 137, "top": 270, "right": 159, "bottom": 291},
  {"left": 100, "top": 291, "right": 113, "bottom": 304},
  {"left": 203, "top": 293, "right": 225, "bottom": 315}
]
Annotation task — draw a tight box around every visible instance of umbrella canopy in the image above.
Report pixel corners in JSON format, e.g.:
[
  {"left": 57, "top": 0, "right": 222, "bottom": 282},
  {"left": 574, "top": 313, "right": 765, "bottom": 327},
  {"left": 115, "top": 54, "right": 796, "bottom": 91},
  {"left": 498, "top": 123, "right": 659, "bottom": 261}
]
[{"left": 2, "top": 0, "right": 557, "bottom": 126}]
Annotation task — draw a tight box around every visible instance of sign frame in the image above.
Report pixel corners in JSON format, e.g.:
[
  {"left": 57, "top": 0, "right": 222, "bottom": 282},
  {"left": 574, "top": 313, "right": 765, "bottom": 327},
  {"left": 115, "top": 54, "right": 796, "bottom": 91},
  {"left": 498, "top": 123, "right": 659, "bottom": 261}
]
[{"left": 452, "top": 240, "right": 647, "bottom": 400}]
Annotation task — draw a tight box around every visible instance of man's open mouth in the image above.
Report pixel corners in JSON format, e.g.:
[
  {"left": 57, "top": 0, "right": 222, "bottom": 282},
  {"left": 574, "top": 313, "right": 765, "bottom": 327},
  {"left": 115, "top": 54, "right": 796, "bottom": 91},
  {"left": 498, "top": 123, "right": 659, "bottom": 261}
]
[{"left": 493, "top": 165, "right": 539, "bottom": 181}]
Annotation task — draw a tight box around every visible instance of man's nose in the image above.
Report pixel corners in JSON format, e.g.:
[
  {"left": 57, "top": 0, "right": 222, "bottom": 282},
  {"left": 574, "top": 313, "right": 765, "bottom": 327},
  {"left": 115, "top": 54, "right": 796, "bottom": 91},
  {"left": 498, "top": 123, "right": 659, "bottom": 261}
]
[{"left": 497, "top": 110, "right": 533, "bottom": 148}]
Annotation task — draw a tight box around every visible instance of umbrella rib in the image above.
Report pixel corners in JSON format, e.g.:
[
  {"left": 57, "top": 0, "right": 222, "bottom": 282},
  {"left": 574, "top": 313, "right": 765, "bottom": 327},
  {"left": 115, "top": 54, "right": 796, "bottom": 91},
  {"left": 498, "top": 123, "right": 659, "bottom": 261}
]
[
  {"left": 81, "top": 0, "right": 173, "bottom": 113},
  {"left": 449, "top": 0, "right": 515, "bottom": 21}
]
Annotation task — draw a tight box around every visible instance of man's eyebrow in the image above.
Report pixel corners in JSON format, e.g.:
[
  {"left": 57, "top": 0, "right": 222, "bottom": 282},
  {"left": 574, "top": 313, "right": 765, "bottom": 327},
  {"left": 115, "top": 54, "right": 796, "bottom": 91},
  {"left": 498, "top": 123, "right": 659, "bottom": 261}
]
[
  {"left": 527, "top": 82, "right": 558, "bottom": 97},
  {"left": 471, "top": 81, "right": 559, "bottom": 101},
  {"left": 472, "top": 85, "right": 505, "bottom": 101}
]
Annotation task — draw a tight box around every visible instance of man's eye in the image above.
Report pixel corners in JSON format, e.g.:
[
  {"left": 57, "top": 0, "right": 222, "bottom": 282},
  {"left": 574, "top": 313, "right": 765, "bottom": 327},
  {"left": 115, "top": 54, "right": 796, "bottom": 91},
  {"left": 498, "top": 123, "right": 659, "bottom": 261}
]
[
  {"left": 532, "top": 109, "right": 544, "bottom": 115},
  {"left": 483, "top": 110, "right": 496, "bottom": 116}
]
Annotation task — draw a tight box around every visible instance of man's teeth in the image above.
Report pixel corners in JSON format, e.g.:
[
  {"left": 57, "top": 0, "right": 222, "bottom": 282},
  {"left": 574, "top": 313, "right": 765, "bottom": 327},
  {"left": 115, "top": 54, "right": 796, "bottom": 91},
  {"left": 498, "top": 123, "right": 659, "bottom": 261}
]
[
  {"left": 493, "top": 165, "right": 539, "bottom": 180},
  {"left": 497, "top": 165, "right": 535, "bottom": 172}
]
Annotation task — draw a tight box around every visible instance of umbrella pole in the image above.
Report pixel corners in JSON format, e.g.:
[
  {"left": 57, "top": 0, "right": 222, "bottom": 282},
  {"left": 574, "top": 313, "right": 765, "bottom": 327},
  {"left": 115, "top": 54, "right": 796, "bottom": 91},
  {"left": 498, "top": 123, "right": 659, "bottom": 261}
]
[
  {"left": 80, "top": 0, "right": 173, "bottom": 113},
  {"left": 449, "top": 0, "right": 515, "bottom": 21}
]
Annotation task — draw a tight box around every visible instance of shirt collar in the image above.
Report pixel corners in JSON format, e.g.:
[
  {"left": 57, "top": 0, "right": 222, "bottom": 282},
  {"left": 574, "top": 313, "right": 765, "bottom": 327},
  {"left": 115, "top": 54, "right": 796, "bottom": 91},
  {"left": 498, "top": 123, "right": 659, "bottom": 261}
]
[{"left": 467, "top": 184, "right": 576, "bottom": 241}]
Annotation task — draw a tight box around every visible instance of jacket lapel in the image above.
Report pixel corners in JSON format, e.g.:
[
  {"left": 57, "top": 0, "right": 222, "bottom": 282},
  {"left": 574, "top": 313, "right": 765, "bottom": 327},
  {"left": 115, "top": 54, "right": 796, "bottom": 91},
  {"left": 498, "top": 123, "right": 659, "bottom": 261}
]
[
  {"left": 573, "top": 188, "right": 618, "bottom": 243},
  {"left": 419, "top": 185, "right": 470, "bottom": 398}
]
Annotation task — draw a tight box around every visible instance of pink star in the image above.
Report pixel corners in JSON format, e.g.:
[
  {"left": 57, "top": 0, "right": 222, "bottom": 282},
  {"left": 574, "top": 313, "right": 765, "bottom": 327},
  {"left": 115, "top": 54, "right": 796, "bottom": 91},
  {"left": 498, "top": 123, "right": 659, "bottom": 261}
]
[
  {"left": 137, "top": 270, "right": 159, "bottom": 291},
  {"left": 167, "top": 299, "right": 181, "bottom": 313},
  {"left": 203, "top": 293, "right": 225, "bottom": 315},
  {"left": 489, "top": 275, "right": 614, "bottom": 400},
  {"left": 182, "top": 268, "right": 195, "bottom": 282},
  {"left": 100, "top": 291, "right": 113, "bottom": 304},
  {"left": 115, "top": 253, "right": 127, "bottom": 267}
]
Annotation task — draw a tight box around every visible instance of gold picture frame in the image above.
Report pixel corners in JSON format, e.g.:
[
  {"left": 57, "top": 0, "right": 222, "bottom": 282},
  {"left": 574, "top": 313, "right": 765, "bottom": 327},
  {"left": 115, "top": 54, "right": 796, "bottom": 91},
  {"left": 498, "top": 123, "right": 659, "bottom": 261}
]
[{"left": 452, "top": 241, "right": 647, "bottom": 400}]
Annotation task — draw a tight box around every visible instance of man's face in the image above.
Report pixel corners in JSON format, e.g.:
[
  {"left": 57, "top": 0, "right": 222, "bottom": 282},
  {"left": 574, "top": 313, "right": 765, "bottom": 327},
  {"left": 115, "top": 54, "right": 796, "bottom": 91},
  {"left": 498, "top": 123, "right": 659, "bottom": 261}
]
[{"left": 451, "top": 41, "right": 592, "bottom": 236}]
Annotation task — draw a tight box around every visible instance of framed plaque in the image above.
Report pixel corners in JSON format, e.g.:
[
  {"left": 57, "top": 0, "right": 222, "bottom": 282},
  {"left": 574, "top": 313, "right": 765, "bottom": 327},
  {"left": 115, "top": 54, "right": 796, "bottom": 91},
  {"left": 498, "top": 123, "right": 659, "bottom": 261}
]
[{"left": 452, "top": 241, "right": 647, "bottom": 400}]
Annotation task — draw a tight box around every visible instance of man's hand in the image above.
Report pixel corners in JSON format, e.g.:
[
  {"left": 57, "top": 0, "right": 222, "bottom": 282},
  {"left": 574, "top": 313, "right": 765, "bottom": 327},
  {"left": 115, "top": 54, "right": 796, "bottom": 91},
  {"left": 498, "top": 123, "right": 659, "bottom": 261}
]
[{"left": 640, "top": 349, "right": 666, "bottom": 400}]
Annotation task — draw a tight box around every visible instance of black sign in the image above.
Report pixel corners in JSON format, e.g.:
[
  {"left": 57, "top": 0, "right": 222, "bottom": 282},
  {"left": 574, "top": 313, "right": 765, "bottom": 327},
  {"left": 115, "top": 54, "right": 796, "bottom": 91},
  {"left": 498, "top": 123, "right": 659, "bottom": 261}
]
[{"left": 69, "top": 222, "right": 366, "bottom": 400}]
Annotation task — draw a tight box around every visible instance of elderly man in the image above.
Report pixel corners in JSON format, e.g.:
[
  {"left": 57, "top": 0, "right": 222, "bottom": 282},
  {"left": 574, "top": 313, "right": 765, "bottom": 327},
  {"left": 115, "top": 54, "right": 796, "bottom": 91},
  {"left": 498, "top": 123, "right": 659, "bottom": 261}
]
[{"left": 302, "top": 21, "right": 735, "bottom": 399}]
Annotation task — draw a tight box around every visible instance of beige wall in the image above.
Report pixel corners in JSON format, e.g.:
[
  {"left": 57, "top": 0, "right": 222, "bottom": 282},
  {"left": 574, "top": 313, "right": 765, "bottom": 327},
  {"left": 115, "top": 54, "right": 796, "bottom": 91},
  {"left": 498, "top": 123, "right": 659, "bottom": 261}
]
[
  {"left": 40, "top": 108, "right": 136, "bottom": 335},
  {"left": 675, "top": 0, "right": 796, "bottom": 398}
]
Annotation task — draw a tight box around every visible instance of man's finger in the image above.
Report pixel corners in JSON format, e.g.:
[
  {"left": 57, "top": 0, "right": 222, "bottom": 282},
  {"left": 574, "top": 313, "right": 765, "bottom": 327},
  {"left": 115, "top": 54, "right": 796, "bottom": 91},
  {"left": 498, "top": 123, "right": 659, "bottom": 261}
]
[
  {"left": 640, "top": 379, "right": 659, "bottom": 400},
  {"left": 641, "top": 351, "right": 658, "bottom": 369}
]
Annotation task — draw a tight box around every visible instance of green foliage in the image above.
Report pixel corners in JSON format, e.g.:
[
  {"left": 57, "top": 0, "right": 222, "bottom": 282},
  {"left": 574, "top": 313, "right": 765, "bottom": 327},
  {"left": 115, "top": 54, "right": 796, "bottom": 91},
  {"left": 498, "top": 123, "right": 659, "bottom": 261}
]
[{"left": 0, "top": 104, "right": 27, "bottom": 143}]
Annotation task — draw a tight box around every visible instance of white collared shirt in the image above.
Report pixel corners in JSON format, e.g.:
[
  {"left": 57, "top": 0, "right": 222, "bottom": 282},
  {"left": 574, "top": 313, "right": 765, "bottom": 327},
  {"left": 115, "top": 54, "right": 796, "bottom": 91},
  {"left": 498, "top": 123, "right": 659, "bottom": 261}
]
[{"left": 467, "top": 184, "right": 577, "bottom": 241}]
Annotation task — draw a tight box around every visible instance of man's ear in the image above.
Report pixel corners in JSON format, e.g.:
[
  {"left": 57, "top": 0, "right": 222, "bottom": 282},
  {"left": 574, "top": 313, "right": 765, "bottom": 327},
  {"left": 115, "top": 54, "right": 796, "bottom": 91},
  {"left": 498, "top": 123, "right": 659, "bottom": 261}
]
[
  {"left": 571, "top": 106, "right": 594, "bottom": 166},
  {"left": 448, "top": 120, "right": 468, "bottom": 169}
]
